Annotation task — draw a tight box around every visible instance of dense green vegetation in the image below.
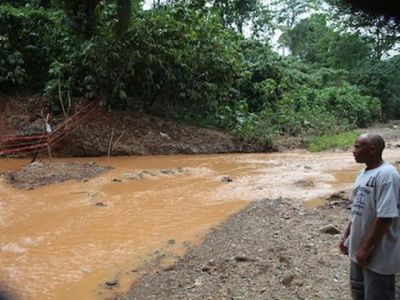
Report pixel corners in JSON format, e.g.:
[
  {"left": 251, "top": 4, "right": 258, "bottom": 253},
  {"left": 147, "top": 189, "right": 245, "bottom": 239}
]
[{"left": 1, "top": 0, "right": 399, "bottom": 147}]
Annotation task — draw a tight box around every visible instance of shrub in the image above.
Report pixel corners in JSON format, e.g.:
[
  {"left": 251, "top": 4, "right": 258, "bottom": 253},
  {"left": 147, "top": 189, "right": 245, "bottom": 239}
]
[
  {"left": 316, "top": 85, "right": 381, "bottom": 127},
  {"left": 0, "top": 4, "right": 67, "bottom": 90},
  {"left": 44, "top": 2, "right": 243, "bottom": 116}
]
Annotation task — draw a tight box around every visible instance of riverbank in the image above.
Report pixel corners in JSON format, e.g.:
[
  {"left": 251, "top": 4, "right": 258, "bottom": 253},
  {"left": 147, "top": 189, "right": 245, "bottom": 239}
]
[
  {"left": 119, "top": 134, "right": 400, "bottom": 299},
  {"left": 2, "top": 94, "right": 400, "bottom": 300},
  {"left": 122, "top": 193, "right": 400, "bottom": 300},
  {"left": 122, "top": 196, "right": 351, "bottom": 300},
  {"left": 0, "top": 94, "right": 268, "bottom": 157},
  {"left": 2, "top": 94, "right": 400, "bottom": 157}
]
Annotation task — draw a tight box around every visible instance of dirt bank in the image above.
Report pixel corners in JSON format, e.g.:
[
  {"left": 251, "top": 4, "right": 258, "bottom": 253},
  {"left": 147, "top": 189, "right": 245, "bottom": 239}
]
[
  {"left": 1, "top": 94, "right": 400, "bottom": 157},
  {"left": 0, "top": 94, "right": 268, "bottom": 157}
]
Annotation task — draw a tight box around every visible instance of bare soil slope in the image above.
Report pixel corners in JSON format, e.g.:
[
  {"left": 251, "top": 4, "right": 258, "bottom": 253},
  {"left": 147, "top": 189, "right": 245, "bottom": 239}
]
[{"left": 0, "top": 94, "right": 267, "bottom": 157}]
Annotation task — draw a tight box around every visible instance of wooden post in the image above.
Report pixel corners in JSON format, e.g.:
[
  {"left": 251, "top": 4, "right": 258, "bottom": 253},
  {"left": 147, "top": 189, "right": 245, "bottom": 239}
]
[
  {"left": 58, "top": 76, "right": 67, "bottom": 117},
  {"left": 31, "top": 149, "right": 39, "bottom": 163},
  {"left": 45, "top": 113, "right": 52, "bottom": 161},
  {"left": 107, "top": 127, "right": 115, "bottom": 157}
]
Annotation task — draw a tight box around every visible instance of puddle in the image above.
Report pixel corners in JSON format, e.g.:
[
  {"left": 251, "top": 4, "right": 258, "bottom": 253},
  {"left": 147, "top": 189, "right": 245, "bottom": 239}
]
[{"left": 304, "top": 197, "right": 325, "bottom": 209}]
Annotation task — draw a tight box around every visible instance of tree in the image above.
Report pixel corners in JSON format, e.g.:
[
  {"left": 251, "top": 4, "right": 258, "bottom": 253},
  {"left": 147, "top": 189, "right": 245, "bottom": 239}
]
[
  {"left": 280, "top": 14, "right": 330, "bottom": 62},
  {"left": 61, "top": 0, "right": 142, "bottom": 38},
  {"left": 281, "top": 14, "right": 371, "bottom": 69},
  {"left": 271, "top": 0, "right": 322, "bottom": 55},
  {"left": 271, "top": 0, "right": 321, "bottom": 30},
  {"left": 335, "top": 0, "right": 400, "bottom": 21},
  {"left": 327, "top": 0, "right": 400, "bottom": 59},
  {"left": 250, "top": 2, "right": 275, "bottom": 39},
  {"left": 350, "top": 15, "right": 399, "bottom": 59},
  {"left": 208, "top": 0, "right": 261, "bottom": 34},
  {"left": 352, "top": 56, "right": 400, "bottom": 119},
  {"left": 324, "top": 33, "right": 371, "bottom": 69},
  {"left": 116, "top": 0, "right": 132, "bottom": 37}
]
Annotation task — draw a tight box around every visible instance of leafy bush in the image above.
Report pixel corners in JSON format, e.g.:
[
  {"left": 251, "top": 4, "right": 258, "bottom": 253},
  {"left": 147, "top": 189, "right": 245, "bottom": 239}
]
[
  {"left": 316, "top": 85, "right": 381, "bottom": 127},
  {"left": 0, "top": 34, "right": 26, "bottom": 85},
  {"left": 227, "top": 47, "right": 379, "bottom": 143},
  {"left": 45, "top": 2, "right": 242, "bottom": 117},
  {"left": 0, "top": 1, "right": 387, "bottom": 149},
  {"left": 0, "top": 4, "right": 67, "bottom": 90}
]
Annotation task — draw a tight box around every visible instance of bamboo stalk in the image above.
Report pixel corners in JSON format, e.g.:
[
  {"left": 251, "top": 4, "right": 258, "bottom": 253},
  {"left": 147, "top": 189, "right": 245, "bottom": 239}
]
[{"left": 58, "top": 76, "right": 67, "bottom": 117}]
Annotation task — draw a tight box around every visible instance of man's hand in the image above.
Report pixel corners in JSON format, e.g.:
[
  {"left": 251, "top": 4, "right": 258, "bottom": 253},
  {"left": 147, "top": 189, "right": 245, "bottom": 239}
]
[
  {"left": 356, "top": 247, "right": 369, "bottom": 266},
  {"left": 355, "top": 218, "right": 392, "bottom": 267},
  {"left": 339, "top": 238, "right": 348, "bottom": 255},
  {"left": 339, "top": 221, "right": 351, "bottom": 255}
]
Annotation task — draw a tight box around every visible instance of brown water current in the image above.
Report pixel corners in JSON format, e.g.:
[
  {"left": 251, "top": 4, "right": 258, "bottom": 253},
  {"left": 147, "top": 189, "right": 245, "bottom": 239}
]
[{"left": 0, "top": 150, "right": 398, "bottom": 299}]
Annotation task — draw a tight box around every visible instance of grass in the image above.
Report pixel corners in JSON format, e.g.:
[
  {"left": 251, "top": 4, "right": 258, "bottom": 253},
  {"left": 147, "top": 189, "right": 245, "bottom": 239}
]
[{"left": 306, "top": 130, "right": 361, "bottom": 152}]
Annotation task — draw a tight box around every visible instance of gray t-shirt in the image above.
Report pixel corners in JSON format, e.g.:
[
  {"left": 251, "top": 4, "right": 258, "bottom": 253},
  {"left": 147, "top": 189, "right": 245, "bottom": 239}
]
[{"left": 346, "top": 161, "right": 400, "bottom": 275}]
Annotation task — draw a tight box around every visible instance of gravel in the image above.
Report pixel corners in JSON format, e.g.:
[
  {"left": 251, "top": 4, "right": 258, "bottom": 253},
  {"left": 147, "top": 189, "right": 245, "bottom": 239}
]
[
  {"left": 0, "top": 161, "right": 112, "bottom": 189},
  {"left": 120, "top": 197, "right": 353, "bottom": 300}
]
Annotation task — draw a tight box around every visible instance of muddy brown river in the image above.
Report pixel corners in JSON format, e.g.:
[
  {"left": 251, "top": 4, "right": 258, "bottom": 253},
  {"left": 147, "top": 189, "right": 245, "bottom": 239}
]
[{"left": 0, "top": 150, "right": 398, "bottom": 299}]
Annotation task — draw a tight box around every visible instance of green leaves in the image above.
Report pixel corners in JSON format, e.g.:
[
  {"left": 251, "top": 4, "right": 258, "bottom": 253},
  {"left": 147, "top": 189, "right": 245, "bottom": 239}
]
[
  {"left": 0, "top": 4, "right": 68, "bottom": 90},
  {"left": 316, "top": 85, "right": 381, "bottom": 127},
  {"left": 0, "top": 0, "right": 392, "bottom": 148},
  {"left": 327, "top": 0, "right": 400, "bottom": 60},
  {"left": 281, "top": 13, "right": 371, "bottom": 70},
  {"left": 351, "top": 57, "right": 400, "bottom": 119}
]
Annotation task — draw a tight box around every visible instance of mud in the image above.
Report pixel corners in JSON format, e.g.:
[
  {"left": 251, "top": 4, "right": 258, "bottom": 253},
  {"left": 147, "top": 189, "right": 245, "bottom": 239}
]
[{"left": 0, "top": 161, "right": 112, "bottom": 189}]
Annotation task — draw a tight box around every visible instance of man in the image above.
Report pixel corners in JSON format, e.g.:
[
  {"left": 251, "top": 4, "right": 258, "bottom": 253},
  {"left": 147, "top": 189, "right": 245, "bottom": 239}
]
[{"left": 339, "top": 133, "right": 400, "bottom": 300}]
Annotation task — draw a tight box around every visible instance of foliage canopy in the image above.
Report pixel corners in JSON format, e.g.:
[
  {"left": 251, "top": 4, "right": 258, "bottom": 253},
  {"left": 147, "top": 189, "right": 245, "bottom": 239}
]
[{"left": 1, "top": 0, "right": 399, "bottom": 146}]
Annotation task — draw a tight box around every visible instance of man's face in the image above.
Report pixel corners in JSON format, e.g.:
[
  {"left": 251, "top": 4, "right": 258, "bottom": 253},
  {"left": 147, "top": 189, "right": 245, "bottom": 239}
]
[{"left": 352, "top": 136, "right": 371, "bottom": 164}]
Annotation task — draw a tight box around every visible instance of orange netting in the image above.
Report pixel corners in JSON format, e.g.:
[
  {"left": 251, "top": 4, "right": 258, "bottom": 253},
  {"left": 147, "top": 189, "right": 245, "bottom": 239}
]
[{"left": 0, "top": 101, "right": 101, "bottom": 156}]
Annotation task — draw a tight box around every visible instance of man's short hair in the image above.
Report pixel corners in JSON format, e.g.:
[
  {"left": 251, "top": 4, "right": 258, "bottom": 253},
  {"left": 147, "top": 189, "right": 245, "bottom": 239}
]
[{"left": 367, "top": 134, "right": 385, "bottom": 155}]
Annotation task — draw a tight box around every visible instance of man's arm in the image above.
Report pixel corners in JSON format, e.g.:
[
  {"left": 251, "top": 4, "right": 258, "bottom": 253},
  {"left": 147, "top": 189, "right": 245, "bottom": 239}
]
[
  {"left": 339, "top": 221, "right": 351, "bottom": 255},
  {"left": 356, "top": 218, "right": 392, "bottom": 266}
]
